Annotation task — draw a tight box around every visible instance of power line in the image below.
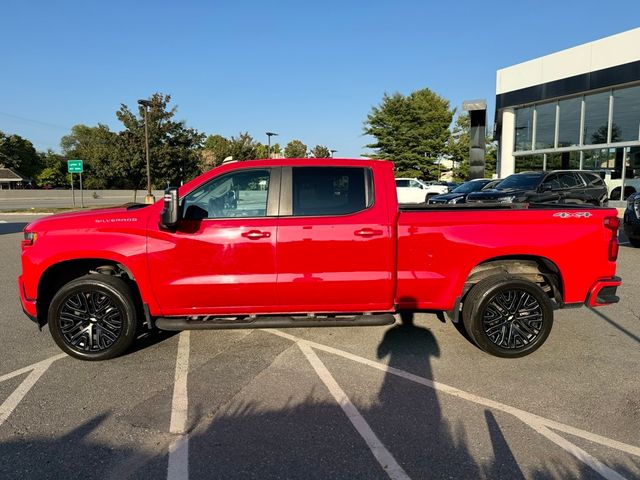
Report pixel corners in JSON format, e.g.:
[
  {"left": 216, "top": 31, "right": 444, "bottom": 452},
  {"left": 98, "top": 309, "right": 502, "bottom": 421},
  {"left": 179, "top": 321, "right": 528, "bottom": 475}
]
[{"left": 0, "top": 112, "right": 69, "bottom": 130}]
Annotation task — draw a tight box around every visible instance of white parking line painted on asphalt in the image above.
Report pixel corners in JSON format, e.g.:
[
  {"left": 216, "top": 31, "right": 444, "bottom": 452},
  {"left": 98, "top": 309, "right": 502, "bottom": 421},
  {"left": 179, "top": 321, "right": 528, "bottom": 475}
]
[
  {"left": 267, "top": 329, "right": 639, "bottom": 478},
  {"left": 0, "top": 353, "right": 66, "bottom": 428},
  {"left": 529, "top": 422, "right": 627, "bottom": 480},
  {"left": 298, "top": 341, "right": 411, "bottom": 480},
  {"left": 167, "top": 331, "right": 191, "bottom": 480}
]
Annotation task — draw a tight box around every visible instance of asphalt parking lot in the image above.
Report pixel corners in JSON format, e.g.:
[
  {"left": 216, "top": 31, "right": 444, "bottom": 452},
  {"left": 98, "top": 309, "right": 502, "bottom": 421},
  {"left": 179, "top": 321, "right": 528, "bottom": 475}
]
[{"left": 0, "top": 214, "right": 638, "bottom": 480}]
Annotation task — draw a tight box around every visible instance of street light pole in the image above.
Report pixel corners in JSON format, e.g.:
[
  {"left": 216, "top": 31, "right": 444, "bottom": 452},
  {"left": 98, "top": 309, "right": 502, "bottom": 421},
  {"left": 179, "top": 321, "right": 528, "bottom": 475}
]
[
  {"left": 138, "top": 99, "right": 154, "bottom": 204},
  {"left": 330, "top": 149, "right": 337, "bottom": 158},
  {"left": 266, "top": 132, "right": 278, "bottom": 158}
]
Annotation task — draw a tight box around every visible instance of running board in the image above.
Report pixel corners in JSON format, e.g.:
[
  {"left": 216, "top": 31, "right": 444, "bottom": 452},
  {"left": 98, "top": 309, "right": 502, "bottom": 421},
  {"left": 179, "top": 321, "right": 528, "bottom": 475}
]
[{"left": 155, "top": 314, "right": 396, "bottom": 331}]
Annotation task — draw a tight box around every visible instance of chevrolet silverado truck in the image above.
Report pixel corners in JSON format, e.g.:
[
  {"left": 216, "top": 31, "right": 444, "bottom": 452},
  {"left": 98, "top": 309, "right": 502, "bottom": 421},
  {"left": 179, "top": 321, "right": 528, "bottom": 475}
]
[{"left": 19, "top": 159, "right": 621, "bottom": 361}]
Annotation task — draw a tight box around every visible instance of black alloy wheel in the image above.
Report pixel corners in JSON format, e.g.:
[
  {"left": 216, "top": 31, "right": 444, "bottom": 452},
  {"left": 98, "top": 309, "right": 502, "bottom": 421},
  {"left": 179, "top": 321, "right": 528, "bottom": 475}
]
[
  {"left": 49, "top": 274, "right": 138, "bottom": 360},
  {"left": 462, "top": 275, "right": 553, "bottom": 358},
  {"left": 481, "top": 289, "right": 543, "bottom": 349}
]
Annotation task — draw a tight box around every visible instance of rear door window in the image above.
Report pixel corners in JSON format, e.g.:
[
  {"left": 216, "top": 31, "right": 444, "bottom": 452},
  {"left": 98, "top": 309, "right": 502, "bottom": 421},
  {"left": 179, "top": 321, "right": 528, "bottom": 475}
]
[
  {"left": 395, "top": 179, "right": 409, "bottom": 188},
  {"left": 292, "top": 167, "right": 371, "bottom": 216},
  {"left": 558, "top": 172, "right": 582, "bottom": 189}
]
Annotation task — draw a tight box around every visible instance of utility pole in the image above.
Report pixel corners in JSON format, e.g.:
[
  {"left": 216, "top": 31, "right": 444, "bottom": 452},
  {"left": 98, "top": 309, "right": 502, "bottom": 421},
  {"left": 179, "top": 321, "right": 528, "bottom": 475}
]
[
  {"left": 138, "top": 99, "right": 154, "bottom": 203},
  {"left": 266, "top": 132, "right": 278, "bottom": 158}
]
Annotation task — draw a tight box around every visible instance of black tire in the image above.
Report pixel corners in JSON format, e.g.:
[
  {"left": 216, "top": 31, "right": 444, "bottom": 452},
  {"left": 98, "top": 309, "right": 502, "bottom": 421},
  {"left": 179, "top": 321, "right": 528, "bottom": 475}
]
[
  {"left": 462, "top": 275, "right": 553, "bottom": 358},
  {"left": 629, "top": 237, "right": 640, "bottom": 248},
  {"left": 48, "top": 274, "right": 139, "bottom": 361}
]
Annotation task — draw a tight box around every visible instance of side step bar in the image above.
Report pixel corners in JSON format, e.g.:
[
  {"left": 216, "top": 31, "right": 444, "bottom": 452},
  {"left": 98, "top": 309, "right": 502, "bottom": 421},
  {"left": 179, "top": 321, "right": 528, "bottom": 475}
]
[{"left": 155, "top": 314, "right": 396, "bottom": 331}]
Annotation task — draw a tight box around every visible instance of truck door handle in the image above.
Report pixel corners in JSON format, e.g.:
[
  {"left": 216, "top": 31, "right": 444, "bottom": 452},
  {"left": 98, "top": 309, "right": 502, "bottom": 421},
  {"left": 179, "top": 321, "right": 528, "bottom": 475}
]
[
  {"left": 242, "top": 230, "right": 271, "bottom": 239},
  {"left": 354, "top": 228, "right": 383, "bottom": 237}
]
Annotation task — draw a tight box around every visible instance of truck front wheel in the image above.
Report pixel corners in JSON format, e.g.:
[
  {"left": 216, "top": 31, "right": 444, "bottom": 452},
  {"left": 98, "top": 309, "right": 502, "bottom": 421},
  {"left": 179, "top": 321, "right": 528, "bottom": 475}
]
[
  {"left": 462, "top": 275, "right": 553, "bottom": 358},
  {"left": 48, "top": 274, "right": 138, "bottom": 361}
]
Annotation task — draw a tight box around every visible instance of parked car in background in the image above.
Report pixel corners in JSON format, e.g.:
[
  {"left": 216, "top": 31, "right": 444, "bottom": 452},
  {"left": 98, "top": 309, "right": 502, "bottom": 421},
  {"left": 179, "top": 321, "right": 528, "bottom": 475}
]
[
  {"left": 395, "top": 178, "right": 448, "bottom": 204},
  {"left": 623, "top": 192, "right": 640, "bottom": 247},
  {"left": 466, "top": 170, "right": 608, "bottom": 206},
  {"left": 596, "top": 169, "right": 640, "bottom": 201},
  {"left": 428, "top": 178, "right": 500, "bottom": 205}
]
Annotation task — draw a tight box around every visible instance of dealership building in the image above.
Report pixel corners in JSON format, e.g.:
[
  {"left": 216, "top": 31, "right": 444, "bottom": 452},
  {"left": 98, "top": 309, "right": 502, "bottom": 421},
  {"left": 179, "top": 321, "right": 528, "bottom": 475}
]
[{"left": 494, "top": 28, "right": 640, "bottom": 199}]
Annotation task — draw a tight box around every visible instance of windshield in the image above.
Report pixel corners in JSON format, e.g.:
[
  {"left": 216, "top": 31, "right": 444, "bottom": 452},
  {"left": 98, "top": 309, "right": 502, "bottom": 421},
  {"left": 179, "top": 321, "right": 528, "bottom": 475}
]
[
  {"left": 496, "top": 173, "right": 543, "bottom": 190},
  {"left": 451, "top": 180, "right": 489, "bottom": 194}
]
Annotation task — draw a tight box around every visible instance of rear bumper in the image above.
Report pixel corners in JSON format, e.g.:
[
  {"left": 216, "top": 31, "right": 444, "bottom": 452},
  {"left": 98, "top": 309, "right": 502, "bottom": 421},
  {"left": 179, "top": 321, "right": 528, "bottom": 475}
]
[
  {"left": 586, "top": 276, "right": 621, "bottom": 307},
  {"left": 18, "top": 275, "right": 38, "bottom": 323}
]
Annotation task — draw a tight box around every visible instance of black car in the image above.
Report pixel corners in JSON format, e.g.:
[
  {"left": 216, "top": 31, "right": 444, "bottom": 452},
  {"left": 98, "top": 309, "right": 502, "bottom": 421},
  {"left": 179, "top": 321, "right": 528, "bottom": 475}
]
[
  {"left": 623, "top": 192, "right": 640, "bottom": 247},
  {"left": 466, "top": 170, "right": 608, "bottom": 206},
  {"left": 428, "top": 178, "right": 499, "bottom": 204}
]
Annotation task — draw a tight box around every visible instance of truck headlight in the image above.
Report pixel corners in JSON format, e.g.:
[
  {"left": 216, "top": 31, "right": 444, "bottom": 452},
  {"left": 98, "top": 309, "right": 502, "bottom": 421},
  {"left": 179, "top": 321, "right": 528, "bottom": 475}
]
[
  {"left": 497, "top": 196, "right": 516, "bottom": 203},
  {"left": 22, "top": 231, "right": 38, "bottom": 248}
]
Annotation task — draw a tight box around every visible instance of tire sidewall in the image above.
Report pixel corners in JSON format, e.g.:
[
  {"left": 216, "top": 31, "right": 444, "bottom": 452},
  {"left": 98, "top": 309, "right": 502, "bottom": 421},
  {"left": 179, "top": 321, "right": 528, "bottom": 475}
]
[
  {"left": 48, "top": 275, "right": 137, "bottom": 361},
  {"left": 466, "top": 277, "right": 553, "bottom": 358}
]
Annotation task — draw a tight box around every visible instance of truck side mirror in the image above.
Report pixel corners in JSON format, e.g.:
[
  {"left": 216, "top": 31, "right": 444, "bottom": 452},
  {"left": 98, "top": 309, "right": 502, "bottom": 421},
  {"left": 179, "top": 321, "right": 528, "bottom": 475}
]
[
  {"left": 160, "top": 187, "right": 181, "bottom": 229},
  {"left": 539, "top": 184, "right": 552, "bottom": 193}
]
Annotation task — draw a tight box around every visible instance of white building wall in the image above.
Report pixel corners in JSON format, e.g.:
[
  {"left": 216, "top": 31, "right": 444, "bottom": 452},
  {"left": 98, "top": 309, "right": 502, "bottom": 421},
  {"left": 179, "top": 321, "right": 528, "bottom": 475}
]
[{"left": 496, "top": 28, "right": 640, "bottom": 95}]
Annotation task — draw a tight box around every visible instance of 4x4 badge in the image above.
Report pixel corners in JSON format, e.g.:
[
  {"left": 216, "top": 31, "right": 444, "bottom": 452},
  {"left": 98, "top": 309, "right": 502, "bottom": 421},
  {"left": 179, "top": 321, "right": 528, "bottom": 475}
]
[{"left": 553, "top": 212, "right": 592, "bottom": 218}]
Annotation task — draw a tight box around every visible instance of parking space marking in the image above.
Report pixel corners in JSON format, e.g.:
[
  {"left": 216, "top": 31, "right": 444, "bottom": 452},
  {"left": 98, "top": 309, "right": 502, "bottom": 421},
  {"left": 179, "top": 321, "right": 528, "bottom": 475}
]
[
  {"left": 267, "top": 329, "right": 639, "bottom": 478},
  {"left": 0, "top": 353, "right": 66, "bottom": 428},
  {"left": 167, "top": 331, "right": 191, "bottom": 480},
  {"left": 298, "top": 341, "right": 411, "bottom": 480},
  {"left": 529, "top": 423, "right": 627, "bottom": 480}
]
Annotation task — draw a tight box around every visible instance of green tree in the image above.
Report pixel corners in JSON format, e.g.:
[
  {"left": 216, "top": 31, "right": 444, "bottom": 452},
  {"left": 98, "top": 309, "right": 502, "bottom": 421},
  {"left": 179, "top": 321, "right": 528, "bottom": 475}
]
[
  {"left": 226, "top": 132, "right": 260, "bottom": 160},
  {"left": 363, "top": 88, "right": 453, "bottom": 179},
  {"left": 60, "top": 124, "right": 119, "bottom": 189},
  {"left": 202, "top": 134, "right": 231, "bottom": 169},
  {"left": 0, "top": 131, "right": 42, "bottom": 180},
  {"left": 309, "top": 145, "right": 331, "bottom": 158},
  {"left": 115, "top": 93, "right": 205, "bottom": 196},
  {"left": 36, "top": 150, "right": 67, "bottom": 188},
  {"left": 284, "top": 139, "right": 307, "bottom": 158}
]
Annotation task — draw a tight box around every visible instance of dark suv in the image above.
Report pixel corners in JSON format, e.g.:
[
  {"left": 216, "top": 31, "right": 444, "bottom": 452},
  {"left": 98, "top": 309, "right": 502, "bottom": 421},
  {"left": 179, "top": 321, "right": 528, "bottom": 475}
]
[
  {"left": 466, "top": 170, "right": 608, "bottom": 206},
  {"left": 623, "top": 192, "right": 640, "bottom": 247}
]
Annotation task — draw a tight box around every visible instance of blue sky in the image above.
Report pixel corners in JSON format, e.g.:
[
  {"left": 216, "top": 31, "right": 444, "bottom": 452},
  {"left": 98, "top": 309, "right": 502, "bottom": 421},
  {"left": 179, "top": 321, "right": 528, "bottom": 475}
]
[{"left": 1, "top": 1, "right": 638, "bottom": 157}]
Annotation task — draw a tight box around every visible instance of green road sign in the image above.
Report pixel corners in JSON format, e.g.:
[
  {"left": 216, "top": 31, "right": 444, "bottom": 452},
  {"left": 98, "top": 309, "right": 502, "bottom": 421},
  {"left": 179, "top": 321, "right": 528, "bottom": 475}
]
[{"left": 67, "top": 159, "right": 83, "bottom": 173}]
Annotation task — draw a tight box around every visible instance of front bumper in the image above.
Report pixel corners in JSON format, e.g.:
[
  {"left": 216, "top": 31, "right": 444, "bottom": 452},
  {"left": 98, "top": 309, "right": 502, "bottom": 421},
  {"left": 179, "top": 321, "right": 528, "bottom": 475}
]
[
  {"left": 586, "top": 276, "right": 622, "bottom": 307},
  {"left": 18, "top": 275, "right": 38, "bottom": 323}
]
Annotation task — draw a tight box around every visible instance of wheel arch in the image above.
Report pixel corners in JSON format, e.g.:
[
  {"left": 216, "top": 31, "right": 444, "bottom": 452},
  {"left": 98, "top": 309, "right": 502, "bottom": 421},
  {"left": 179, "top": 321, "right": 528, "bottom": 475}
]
[
  {"left": 464, "top": 255, "right": 564, "bottom": 304},
  {"left": 36, "top": 258, "right": 142, "bottom": 327}
]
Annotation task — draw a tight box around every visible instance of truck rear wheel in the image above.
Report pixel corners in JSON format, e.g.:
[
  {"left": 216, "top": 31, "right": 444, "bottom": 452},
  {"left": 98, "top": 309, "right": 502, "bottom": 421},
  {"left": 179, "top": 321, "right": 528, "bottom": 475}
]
[
  {"left": 462, "top": 275, "right": 553, "bottom": 358},
  {"left": 48, "top": 274, "right": 138, "bottom": 361}
]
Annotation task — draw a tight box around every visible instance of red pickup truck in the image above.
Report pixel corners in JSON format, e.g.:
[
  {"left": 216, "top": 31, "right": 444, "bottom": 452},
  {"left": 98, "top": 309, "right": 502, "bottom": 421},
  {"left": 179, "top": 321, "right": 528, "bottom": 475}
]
[{"left": 19, "top": 159, "right": 621, "bottom": 360}]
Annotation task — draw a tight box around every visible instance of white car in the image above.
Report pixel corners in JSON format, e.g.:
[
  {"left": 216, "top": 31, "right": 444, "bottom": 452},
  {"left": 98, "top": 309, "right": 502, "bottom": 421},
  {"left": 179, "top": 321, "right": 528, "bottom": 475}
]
[{"left": 395, "top": 178, "right": 448, "bottom": 204}]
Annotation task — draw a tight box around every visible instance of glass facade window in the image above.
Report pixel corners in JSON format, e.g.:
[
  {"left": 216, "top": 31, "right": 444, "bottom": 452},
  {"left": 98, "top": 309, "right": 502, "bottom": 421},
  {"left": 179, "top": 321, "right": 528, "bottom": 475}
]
[
  {"left": 534, "top": 102, "right": 556, "bottom": 150},
  {"left": 514, "top": 155, "right": 543, "bottom": 172},
  {"left": 583, "top": 148, "right": 616, "bottom": 171},
  {"left": 557, "top": 97, "right": 581, "bottom": 147},
  {"left": 612, "top": 86, "right": 640, "bottom": 142},
  {"left": 583, "top": 91, "right": 610, "bottom": 145},
  {"left": 515, "top": 107, "right": 533, "bottom": 151}
]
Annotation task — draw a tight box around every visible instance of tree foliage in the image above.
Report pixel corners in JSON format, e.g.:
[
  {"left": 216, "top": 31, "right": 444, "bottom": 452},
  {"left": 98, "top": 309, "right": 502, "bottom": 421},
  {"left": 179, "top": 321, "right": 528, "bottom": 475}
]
[
  {"left": 309, "top": 145, "right": 331, "bottom": 158},
  {"left": 61, "top": 124, "right": 119, "bottom": 188},
  {"left": 364, "top": 88, "right": 453, "bottom": 179},
  {"left": 0, "top": 131, "right": 41, "bottom": 180},
  {"left": 36, "top": 150, "right": 67, "bottom": 188},
  {"left": 115, "top": 93, "right": 204, "bottom": 190},
  {"left": 284, "top": 139, "right": 307, "bottom": 158}
]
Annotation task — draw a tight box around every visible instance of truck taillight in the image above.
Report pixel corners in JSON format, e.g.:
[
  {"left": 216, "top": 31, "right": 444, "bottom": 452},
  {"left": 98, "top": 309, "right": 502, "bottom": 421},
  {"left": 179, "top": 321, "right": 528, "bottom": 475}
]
[{"left": 604, "top": 216, "right": 619, "bottom": 261}]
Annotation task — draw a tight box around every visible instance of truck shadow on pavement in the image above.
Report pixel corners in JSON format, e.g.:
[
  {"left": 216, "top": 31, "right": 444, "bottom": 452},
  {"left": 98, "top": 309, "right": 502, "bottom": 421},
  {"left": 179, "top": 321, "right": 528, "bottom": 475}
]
[{"left": 0, "top": 222, "right": 27, "bottom": 235}]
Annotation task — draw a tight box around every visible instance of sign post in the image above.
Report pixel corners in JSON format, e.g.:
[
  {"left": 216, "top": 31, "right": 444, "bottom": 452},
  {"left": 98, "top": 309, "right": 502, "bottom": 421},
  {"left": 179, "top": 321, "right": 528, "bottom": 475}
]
[{"left": 67, "top": 160, "right": 84, "bottom": 208}]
